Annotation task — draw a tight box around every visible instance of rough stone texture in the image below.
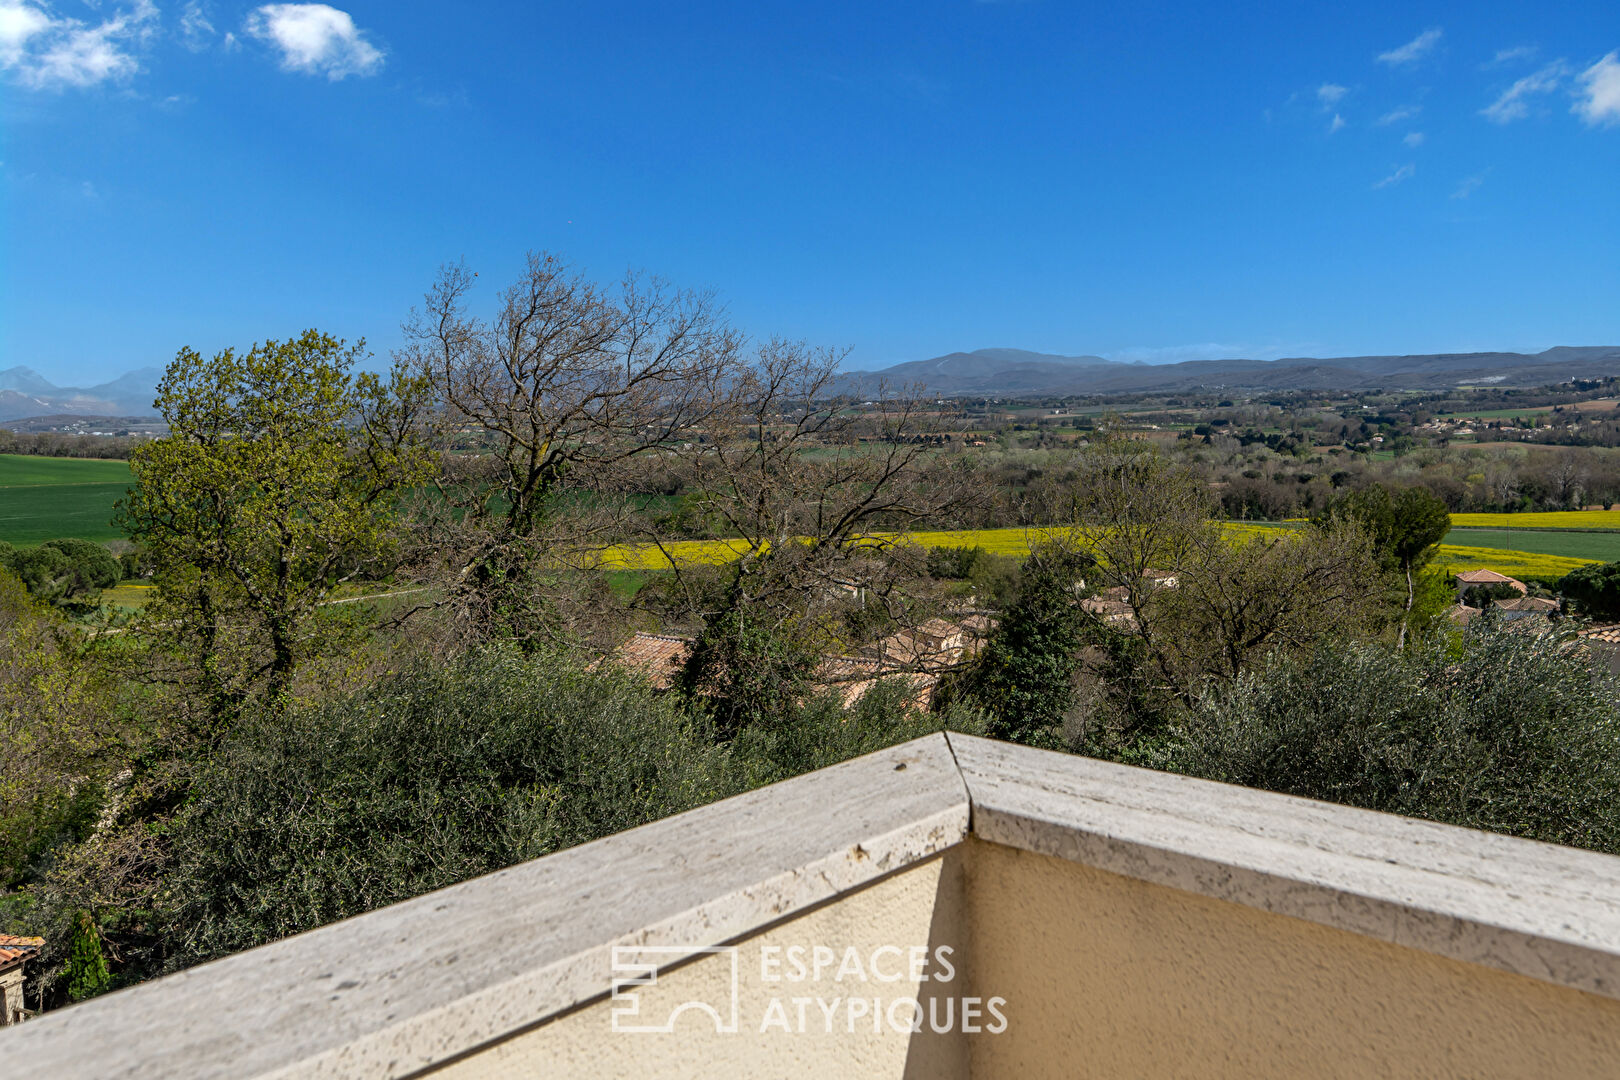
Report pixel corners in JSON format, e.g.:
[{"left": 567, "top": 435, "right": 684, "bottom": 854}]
[
  {"left": 431, "top": 850, "right": 971, "bottom": 1080},
  {"left": 0, "top": 736, "right": 968, "bottom": 1080},
  {"left": 948, "top": 732, "right": 1620, "bottom": 1000}
]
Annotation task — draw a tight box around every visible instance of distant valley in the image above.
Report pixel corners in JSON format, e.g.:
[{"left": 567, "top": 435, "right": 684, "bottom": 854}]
[{"left": 837, "top": 346, "right": 1620, "bottom": 397}]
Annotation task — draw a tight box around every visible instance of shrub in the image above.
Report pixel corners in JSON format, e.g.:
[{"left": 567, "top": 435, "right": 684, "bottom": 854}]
[
  {"left": 158, "top": 647, "right": 738, "bottom": 969},
  {"left": 1170, "top": 624, "right": 1620, "bottom": 854}
]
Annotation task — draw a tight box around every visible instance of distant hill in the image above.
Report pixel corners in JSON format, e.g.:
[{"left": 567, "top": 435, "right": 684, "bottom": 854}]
[
  {"left": 0, "top": 366, "right": 162, "bottom": 422},
  {"left": 837, "top": 346, "right": 1620, "bottom": 397}
]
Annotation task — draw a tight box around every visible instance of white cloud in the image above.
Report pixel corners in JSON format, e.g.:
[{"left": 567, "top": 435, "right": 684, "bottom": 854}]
[
  {"left": 1452, "top": 173, "right": 1486, "bottom": 199},
  {"left": 1573, "top": 51, "right": 1620, "bottom": 127},
  {"left": 1481, "top": 61, "right": 1569, "bottom": 123},
  {"left": 1378, "top": 28, "right": 1442, "bottom": 66},
  {"left": 1316, "top": 82, "right": 1347, "bottom": 106},
  {"left": 1404, "top": 131, "right": 1425, "bottom": 147},
  {"left": 1374, "top": 163, "right": 1415, "bottom": 189},
  {"left": 0, "top": 0, "right": 157, "bottom": 89},
  {"left": 1375, "top": 104, "right": 1420, "bottom": 126},
  {"left": 245, "top": 3, "right": 382, "bottom": 79},
  {"left": 0, "top": 1, "right": 53, "bottom": 69},
  {"left": 179, "top": 1, "right": 214, "bottom": 51},
  {"left": 1490, "top": 45, "right": 1538, "bottom": 66},
  {"left": 1328, "top": 113, "right": 1346, "bottom": 134}
]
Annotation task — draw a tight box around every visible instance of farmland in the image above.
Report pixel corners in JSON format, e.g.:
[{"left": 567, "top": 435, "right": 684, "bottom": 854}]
[
  {"left": 600, "top": 522, "right": 1604, "bottom": 581},
  {"left": 7, "top": 445, "right": 1620, "bottom": 581},
  {"left": 1446, "top": 527, "right": 1620, "bottom": 563},
  {"left": 0, "top": 454, "right": 132, "bottom": 547}
]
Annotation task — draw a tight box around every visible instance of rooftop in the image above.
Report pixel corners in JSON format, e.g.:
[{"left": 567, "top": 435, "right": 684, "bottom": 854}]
[
  {"left": 7, "top": 735, "right": 1620, "bottom": 1077},
  {"left": 0, "top": 935, "right": 43, "bottom": 968}
]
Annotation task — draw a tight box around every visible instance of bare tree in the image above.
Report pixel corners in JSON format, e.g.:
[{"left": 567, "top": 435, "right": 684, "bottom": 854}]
[
  {"left": 665, "top": 340, "right": 986, "bottom": 727},
  {"left": 397, "top": 253, "right": 743, "bottom": 646}
]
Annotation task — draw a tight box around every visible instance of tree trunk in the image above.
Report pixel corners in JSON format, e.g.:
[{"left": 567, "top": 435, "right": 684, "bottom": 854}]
[{"left": 1398, "top": 563, "right": 1414, "bottom": 651}]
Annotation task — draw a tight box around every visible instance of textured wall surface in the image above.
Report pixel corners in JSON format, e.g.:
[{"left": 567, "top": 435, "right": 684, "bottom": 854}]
[{"left": 962, "top": 837, "right": 1620, "bottom": 1080}]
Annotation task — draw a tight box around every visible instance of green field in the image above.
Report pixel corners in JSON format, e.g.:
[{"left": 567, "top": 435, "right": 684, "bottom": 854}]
[
  {"left": 1447, "top": 527, "right": 1620, "bottom": 563},
  {"left": 1435, "top": 407, "right": 1550, "bottom": 421},
  {"left": 0, "top": 454, "right": 132, "bottom": 546}
]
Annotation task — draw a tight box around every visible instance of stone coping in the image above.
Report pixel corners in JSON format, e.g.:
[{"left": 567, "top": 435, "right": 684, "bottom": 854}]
[{"left": 6, "top": 732, "right": 1620, "bottom": 1077}]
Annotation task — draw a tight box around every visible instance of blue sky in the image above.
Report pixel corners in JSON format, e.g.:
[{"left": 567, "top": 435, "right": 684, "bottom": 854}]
[{"left": 3, "top": 1, "right": 1618, "bottom": 386}]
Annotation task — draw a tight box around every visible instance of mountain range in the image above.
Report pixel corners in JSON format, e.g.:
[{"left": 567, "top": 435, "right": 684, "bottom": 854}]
[
  {"left": 837, "top": 346, "right": 1620, "bottom": 397},
  {"left": 7, "top": 346, "right": 1620, "bottom": 422},
  {"left": 0, "top": 367, "right": 162, "bottom": 423}
]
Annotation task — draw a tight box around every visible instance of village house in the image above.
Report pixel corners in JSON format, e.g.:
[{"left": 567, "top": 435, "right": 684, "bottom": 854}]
[
  {"left": 607, "top": 614, "right": 994, "bottom": 710},
  {"left": 0, "top": 935, "right": 43, "bottom": 1027},
  {"left": 1453, "top": 568, "right": 1529, "bottom": 596}
]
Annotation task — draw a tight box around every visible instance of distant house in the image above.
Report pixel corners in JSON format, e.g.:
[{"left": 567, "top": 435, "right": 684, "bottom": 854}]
[
  {"left": 1446, "top": 602, "right": 1482, "bottom": 627},
  {"left": 607, "top": 632, "right": 692, "bottom": 691},
  {"left": 1493, "top": 596, "right": 1559, "bottom": 615},
  {"left": 1454, "top": 569, "right": 1528, "bottom": 596},
  {"left": 0, "top": 934, "right": 43, "bottom": 1026},
  {"left": 605, "top": 616, "right": 994, "bottom": 710}
]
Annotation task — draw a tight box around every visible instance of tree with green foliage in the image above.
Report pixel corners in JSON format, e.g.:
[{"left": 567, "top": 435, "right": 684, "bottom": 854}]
[
  {"left": 1319, "top": 483, "right": 1451, "bottom": 647},
  {"left": 64, "top": 912, "right": 111, "bottom": 1001},
  {"left": 963, "top": 540, "right": 1095, "bottom": 745},
  {"left": 5, "top": 539, "right": 121, "bottom": 610},
  {"left": 116, "top": 330, "right": 434, "bottom": 730},
  {"left": 1559, "top": 561, "right": 1620, "bottom": 619}
]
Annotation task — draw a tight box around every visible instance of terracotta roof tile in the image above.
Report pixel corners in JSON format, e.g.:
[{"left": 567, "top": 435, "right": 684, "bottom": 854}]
[
  {"left": 610, "top": 632, "right": 693, "bottom": 690},
  {"left": 1455, "top": 569, "right": 1527, "bottom": 591},
  {"left": 0, "top": 934, "right": 44, "bottom": 965}
]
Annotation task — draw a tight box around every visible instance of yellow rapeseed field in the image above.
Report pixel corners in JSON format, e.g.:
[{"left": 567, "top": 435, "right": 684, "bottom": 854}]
[
  {"left": 1429, "top": 545, "right": 1595, "bottom": 579},
  {"left": 600, "top": 523, "right": 1601, "bottom": 580},
  {"left": 1449, "top": 511, "right": 1620, "bottom": 529}
]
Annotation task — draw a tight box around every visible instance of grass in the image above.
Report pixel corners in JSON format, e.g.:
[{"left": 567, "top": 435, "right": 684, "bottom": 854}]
[
  {"left": 1447, "top": 528, "right": 1620, "bottom": 564},
  {"left": 1435, "top": 407, "right": 1550, "bottom": 421},
  {"left": 0, "top": 454, "right": 133, "bottom": 547}
]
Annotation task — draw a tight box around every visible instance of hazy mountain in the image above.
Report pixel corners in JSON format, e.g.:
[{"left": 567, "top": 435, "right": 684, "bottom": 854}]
[
  {"left": 838, "top": 346, "right": 1620, "bottom": 397},
  {"left": 0, "top": 366, "right": 162, "bottom": 422}
]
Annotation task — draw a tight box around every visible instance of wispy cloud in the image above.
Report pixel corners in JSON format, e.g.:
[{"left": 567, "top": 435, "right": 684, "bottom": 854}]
[
  {"left": 1481, "top": 60, "right": 1570, "bottom": 123},
  {"left": 1328, "top": 113, "right": 1346, "bottom": 134},
  {"left": 1404, "top": 131, "right": 1425, "bottom": 147},
  {"left": 1451, "top": 172, "right": 1487, "bottom": 199},
  {"left": 1378, "top": 28, "right": 1442, "bottom": 67},
  {"left": 1573, "top": 52, "right": 1620, "bottom": 127},
  {"left": 179, "top": 1, "right": 215, "bottom": 51},
  {"left": 245, "top": 3, "right": 383, "bottom": 79},
  {"left": 1374, "top": 163, "right": 1415, "bottom": 189},
  {"left": 1375, "top": 104, "right": 1420, "bottom": 126},
  {"left": 1489, "top": 45, "right": 1538, "bottom": 67},
  {"left": 1317, "top": 83, "right": 1347, "bottom": 107},
  {"left": 0, "top": 0, "right": 159, "bottom": 89}
]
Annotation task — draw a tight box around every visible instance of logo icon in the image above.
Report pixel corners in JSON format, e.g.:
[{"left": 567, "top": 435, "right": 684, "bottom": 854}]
[{"left": 610, "top": 945, "right": 740, "bottom": 1034}]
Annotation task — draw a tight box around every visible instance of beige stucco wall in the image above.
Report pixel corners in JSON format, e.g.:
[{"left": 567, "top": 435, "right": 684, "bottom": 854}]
[
  {"left": 962, "top": 837, "right": 1620, "bottom": 1079},
  {"left": 431, "top": 850, "right": 970, "bottom": 1079},
  {"left": 432, "top": 836, "right": 1620, "bottom": 1079}
]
